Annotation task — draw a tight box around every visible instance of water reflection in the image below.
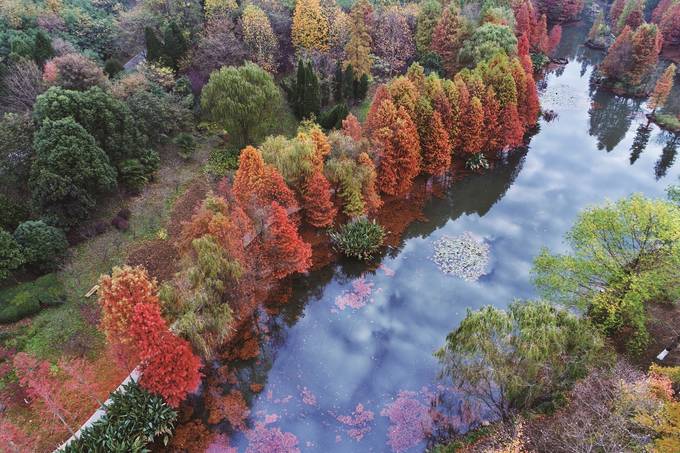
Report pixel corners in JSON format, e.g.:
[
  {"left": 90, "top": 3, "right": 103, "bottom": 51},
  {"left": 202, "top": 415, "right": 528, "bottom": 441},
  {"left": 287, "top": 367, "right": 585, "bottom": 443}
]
[{"left": 173, "top": 20, "right": 679, "bottom": 453}]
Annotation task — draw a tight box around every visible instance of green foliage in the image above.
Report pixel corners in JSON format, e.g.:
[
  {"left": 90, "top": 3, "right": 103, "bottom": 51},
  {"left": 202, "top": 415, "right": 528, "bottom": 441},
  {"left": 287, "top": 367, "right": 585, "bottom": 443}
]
[
  {"left": 459, "top": 23, "right": 518, "bottom": 66},
  {"left": 30, "top": 117, "right": 116, "bottom": 226},
  {"left": 61, "top": 380, "right": 177, "bottom": 453},
  {"left": 32, "top": 30, "right": 53, "bottom": 66},
  {"left": 104, "top": 58, "right": 123, "bottom": 78},
  {"left": 668, "top": 177, "right": 680, "bottom": 206},
  {"left": 201, "top": 63, "right": 282, "bottom": 147},
  {"left": 533, "top": 194, "right": 680, "bottom": 353},
  {"left": 0, "top": 112, "right": 35, "bottom": 191},
  {"left": 260, "top": 135, "right": 315, "bottom": 188},
  {"left": 0, "top": 193, "right": 29, "bottom": 232},
  {"left": 13, "top": 220, "right": 69, "bottom": 272},
  {"left": 655, "top": 113, "right": 680, "bottom": 132},
  {"left": 465, "top": 153, "right": 490, "bottom": 171},
  {"left": 319, "top": 103, "right": 349, "bottom": 130},
  {"left": 125, "top": 89, "right": 192, "bottom": 147},
  {"left": 530, "top": 52, "right": 549, "bottom": 70},
  {"left": 330, "top": 217, "right": 386, "bottom": 260},
  {"left": 204, "top": 147, "right": 240, "bottom": 177},
  {"left": 416, "top": 0, "right": 443, "bottom": 55},
  {"left": 435, "top": 301, "right": 605, "bottom": 419},
  {"left": 162, "top": 21, "right": 188, "bottom": 70},
  {"left": 33, "top": 86, "right": 147, "bottom": 165},
  {"left": 0, "top": 228, "right": 24, "bottom": 282},
  {"left": 0, "top": 273, "right": 65, "bottom": 324},
  {"left": 174, "top": 132, "right": 196, "bottom": 160},
  {"left": 285, "top": 59, "right": 321, "bottom": 120}
]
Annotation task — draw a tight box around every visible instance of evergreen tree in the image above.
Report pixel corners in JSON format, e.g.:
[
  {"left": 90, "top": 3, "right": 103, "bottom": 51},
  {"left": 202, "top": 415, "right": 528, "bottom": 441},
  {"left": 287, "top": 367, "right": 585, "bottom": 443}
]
[
  {"left": 343, "top": 65, "right": 355, "bottom": 100},
  {"left": 358, "top": 74, "right": 369, "bottom": 100},
  {"left": 334, "top": 61, "right": 344, "bottom": 101},
  {"left": 290, "top": 60, "right": 320, "bottom": 120},
  {"left": 648, "top": 64, "right": 676, "bottom": 112},
  {"left": 344, "top": 0, "right": 373, "bottom": 80},
  {"left": 144, "top": 27, "right": 163, "bottom": 64},
  {"left": 33, "top": 30, "right": 53, "bottom": 67},
  {"left": 163, "top": 21, "right": 188, "bottom": 70}
]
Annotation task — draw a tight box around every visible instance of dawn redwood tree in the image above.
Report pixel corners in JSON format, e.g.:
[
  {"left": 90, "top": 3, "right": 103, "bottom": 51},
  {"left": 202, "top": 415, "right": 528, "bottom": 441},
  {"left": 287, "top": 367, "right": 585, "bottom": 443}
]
[
  {"left": 200, "top": 63, "right": 282, "bottom": 147},
  {"left": 648, "top": 64, "right": 676, "bottom": 112},
  {"left": 291, "top": 0, "right": 329, "bottom": 52},
  {"left": 344, "top": 0, "right": 372, "bottom": 79},
  {"left": 513, "top": 1, "right": 533, "bottom": 39},
  {"left": 461, "top": 96, "right": 485, "bottom": 155},
  {"left": 531, "top": 14, "right": 549, "bottom": 53},
  {"left": 98, "top": 265, "right": 160, "bottom": 347},
  {"left": 430, "top": 5, "right": 467, "bottom": 76},
  {"left": 501, "top": 102, "right": 525, "bottom": 148},
  {"left": 372, "top": 8, "right": 415, "bottom": 76},
  {"left": 264, "top": 201, "right": 312, "bottom": 279},
  {"left": 138, "top": 331, "right": 202, "bottom": 408},
  {"left": 364, "top": 85, "right": 393, "bottom": 135},
  {"left": 659, "top": 3, "right": 680, "bottom": 47},
  {"left": 415, "top": 0, "right": 442, "bottom": 55},
  {"left": 387, "top": 76, "right": 419, "bottom": 120},
  {"left": 518, "top": 33, "right": 533, "bottom": 74},
  {"left": 548, "top": 25, "right": 562, "bottom": 53},
  {"left": 652, "top": 0, "right": 674, "bottom": 23},
  {"left": 483, "top": 87, "right": 503, "bottom": 151},
  {"left": 129, "top": 302, "right": 169, "bottom": 360},
  {"left": 600, "top": 26, "right": 633, "bottom": 82},
  {"left": 629, "top": 23, "right": 663, "bottom": 86},
  {"left": 357, "top": 152, "right": 382, "bottom": 213},
  {"left": 421, "top": 111, "right": 451, "bottom": 176},
  {"left": 302, "top": 169, "right": 337, "bottom": 228},
  {"left": 374, "top": 127, "right": 398, "bottom": 195},
  {"left": 341, "top": 113, "right": 363, "bottom": 141}
]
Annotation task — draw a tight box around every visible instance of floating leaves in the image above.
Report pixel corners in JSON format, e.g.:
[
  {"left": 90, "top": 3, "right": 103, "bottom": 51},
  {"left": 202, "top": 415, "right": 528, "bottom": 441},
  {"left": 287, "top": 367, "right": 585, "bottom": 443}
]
[
  {"left": 334, "top": 276, "right": 375, "bottom": 311},
  {"left": 430, "top": 233, "right": 489, "bottom": 281},
  {"left": 336, "top": 403, "right": 375, "bottom": 441},
  {"left": 381, "top": 390, "right": 433, "bottom": 453}
]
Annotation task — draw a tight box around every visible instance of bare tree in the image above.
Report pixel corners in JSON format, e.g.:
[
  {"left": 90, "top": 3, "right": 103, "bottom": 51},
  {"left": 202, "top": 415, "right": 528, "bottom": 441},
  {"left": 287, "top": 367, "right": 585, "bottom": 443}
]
[{"left": 0, "top": 58, "right": 45, "bottom": 113}]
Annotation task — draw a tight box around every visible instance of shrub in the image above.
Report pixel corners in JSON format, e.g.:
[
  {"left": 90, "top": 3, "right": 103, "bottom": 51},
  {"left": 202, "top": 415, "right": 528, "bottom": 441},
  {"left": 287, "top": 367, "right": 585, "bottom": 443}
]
[
  {"left": 204, "top": 147, "right": 240, "bottom": 177},
  {"left": 13, "top": 221, "right": 68, "bottom": 272},
  {"left": 61, "top": 380, "right": 177, "bottom": 452},
  {"left": 319, "top": 102, "right": 349, "bottom": 130},
  {"left": 330, "top": 217, "right": 386, "bottom": 260},
  {"left": 104, "top": 58, "right": 123, "bottom": 78},
  {"left": 0, "top": 229, "right": 24, "bottom": 281},
  {"left": 0, "top": 194, "right": 30, "bottom": 232},
  {"left": 655, "top": 113, "right": 680, "bottom": 132},
  {"left": 0, "top": 273, "right": 65, "bottom": 323},
  {"left": 173, "top": 132, "right": 196, "bottom": 160}
]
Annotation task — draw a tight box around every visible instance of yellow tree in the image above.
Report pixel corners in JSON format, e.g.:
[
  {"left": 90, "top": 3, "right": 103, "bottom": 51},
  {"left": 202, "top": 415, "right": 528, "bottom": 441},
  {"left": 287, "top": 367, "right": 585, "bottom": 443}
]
[
  {"left": 242, "top": 4, "right": 279, "bottom": 72},
  {"left": 343, "top": 0, "right": 372, "bottom": 78},
  {"left": 292, "top": 0, "right": 330, "bottom": 52},
  {"left": 204, "top": 0, "right": 238, "bottom": 20}
]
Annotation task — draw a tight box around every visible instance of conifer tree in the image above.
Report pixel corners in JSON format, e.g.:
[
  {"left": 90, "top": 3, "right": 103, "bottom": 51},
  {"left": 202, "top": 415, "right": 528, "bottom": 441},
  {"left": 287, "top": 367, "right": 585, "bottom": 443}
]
[
  {"left": 344, "top": 0, "right": 373, "bottom": 79},
  {"left": 629, "top": 23, "right": 662, "bottom": 86},
  {"left": 33, "top": 30, "right": 53, "bottom": 67},
  {"left": 333, "top": 61, "right": 344, "bottom": 101},
  {"left": 144, "top": 27, "right": 163, "bottom": 64},
  {"left": 391, "top": 106, "right": 421, "bottom": 195},
  {"left": 501, "top": 103, "right": 524, "bottom": 148},
  {"left": 421, "top": 111, "right": 451, "bottom": 176},
  {"left": 163, "top": 21, "right": 188, "bottom": 70},
  {"left": 648, "top": 63, "right": 676, "bottom": 112},
  {"left": 302, "top": 169, "right": 337, "bottom": 227},
  {"left": 365, "top": 84, "right": 393, "bottom": 135},
  {"left": 461, "top": 96, "right": 484, "bottom": 154},
  {"left": 600, "top": 26, "right": 633, "bottom": 82},
  {"left": 483, "top": 87, "right": 502, "bottom": 151},
  {"left": 265, "top": 202, "right": 312, "bottom": 279},
  {"left": 358, "top": 152, "right": 382, "bottom": 212},
  {"left": 430, "top": 6, "right": 466, "bottom": 76},
  {"left": 416, "top": 0, "right": 443, "bottom": 55}
]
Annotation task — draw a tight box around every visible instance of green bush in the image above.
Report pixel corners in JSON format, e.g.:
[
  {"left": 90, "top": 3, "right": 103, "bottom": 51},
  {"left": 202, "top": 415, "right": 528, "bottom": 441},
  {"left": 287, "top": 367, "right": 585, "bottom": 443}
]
[
  {"left": 0, "top": 229, "right": 24, "bottom": 281},
  {"left": 0, "top": 194, "right": 30, "bottom": 232},
  {"left": 173, "top": 132, "right": 196, "bottom": 160},
  {"left": 655, "top": 113, "right": 680, "bottom": 132},
  {"left": 330, "top": 217, "right": 386, "bottom": 260},
  {"left": 319, "top": 102, "right": 349, "bottom": 130},
  {"left": 204, "top": 147, "right": 240, "bottom": 177},
  {"left": 13, "top": 220, "right": 68, "bottom": 272},
  {"left": 61, "top": 380, "right": 177, "bottom": 453},
  {"left": 0, "top": 273, "right": 65, "bottom": 323}
]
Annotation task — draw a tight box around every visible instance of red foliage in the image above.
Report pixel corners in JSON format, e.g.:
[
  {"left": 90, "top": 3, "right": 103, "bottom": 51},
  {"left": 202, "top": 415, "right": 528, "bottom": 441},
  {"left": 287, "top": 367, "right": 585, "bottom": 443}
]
[
  {"left": 451, "top": 77, "right": 470, "bottom": 153},
  {"left": 531, "top": 14, "right": 549, "bottom": 53},
  {"left": 548, "top": 25, "right": 562, "bottom": 53},
  {"left": 432, "top": 91, "right": 454, "bottom": 134},
  {"left": 341, "top": 113, "right": 363, "bottom": 141},
  {"left": 483, "top": 87, "right": 502, "bottom": 151},
  {"left": 301, "top": 169, "right": 337, "bottom": 227},
  {"left": 660, "top": 3, "right": 680, "bottom": 47},
  {"left": 233, "top": 146, "right": 298, "bottom": 213},
  {"left": 514, "top": 2, "right": 532, "bottom": 38},
  {"left": 501, "top": 102, "right": 524, "bottom": 148},
  {"left": 263, "top": 202, "right": 312, "bottom": 279},
  {"left": 601, "top": 25, "right": 633, "bottom": 81},
  {"left": 630, "top": 24, "right": 663, "bottom": 86},
  {"left": 390, "top": 107, "right": 421, "bottom": 195},
  {"left": 421, "top": 111, "right": 451, "bottom": 176},
  {"left": 129, "top": 302, "right": 168, "bottom": 358},
  {"left": 138, "top": 331, "right": 202, "bottom": 408},
  {"left": 610, "top": 0, "right": 626, "bottom": 27},
  {"left": 0, "top": 419, "right": 33, "bottom": 452},
  {"left": 460, "top": 96, "right": 485, "bottom": 154},
  {"left": 518, "top": 34, "right": 534, "bottom": 75},
  {"left": 98, "top": 265, "right": 159, "bottom": 347},
  {"left": 364, "top": 84, "right": 393, "bottom": 135},
  {"left": 431, "top": 7, "right": 466, "bottom": 76},
  {"left": 375, "top": 127, "right": 399, "bottom": 195},
  {"left": 652, "top": 0, "right": 673, "bottom": 23}
]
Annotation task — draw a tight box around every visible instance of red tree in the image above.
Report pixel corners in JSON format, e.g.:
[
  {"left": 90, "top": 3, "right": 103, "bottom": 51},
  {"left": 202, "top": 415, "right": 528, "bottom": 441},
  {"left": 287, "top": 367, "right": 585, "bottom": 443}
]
[
  {"left": 601, "top": 25, "right": 633, "bottom": 81},
  {"left": 365, "top": 84, "right": 393, "bottom": 134},
  {"left": 368, "top": 96, "right": 398, "bottom": 143},
  {"left": 0, "top": 419, "right": 33, "bottom": 452},
  {"left": 460, "top": 96, "right": 485, "bottom": 154},
  {"left": 648, "top": 63, "right": 676, "bottom": 112},
  {"left": 629, "top": 23, "right": 663, "bottom": 86},
  {"left": 341, "top": 113, "right": 363, "bottom": 141},
  {"left": 431, "top": 6, "right": 466, "bottom": 76},
  {"left": 531, "top": 14, "right": 549, "bottom": 53},
  {"left": 501, "top": 103, "right": 524, "bottom": 148},
  {"left": 374, "top": 127, "right": 399, "bottom": 195},
  {"left": 518, "top": 33, "right": 533, "bottom": 74},
  {"left": 610, "top": 0, "right": 626, "bottom": 26},
  {"left": 483, "top": 87, "right": 502, "bottom": 151},
  {"left": 514, "top": 1, "right": 533, "bottom": 38},
  {"left": 138, "top": 332, "right": 202, "bottom": 408},
  {"left": 391, "top": 106, "right": 421, "bottom": 195},
  {"left": 13, "top": 352, "right": 74, "bottom": 435},
  {"left": 652, "top": 0, "right": 673, "bottom": 23},
  {"left": 264, "top": 202, "right": 312, "bottom": 279},
  {"left": 660, "top": 3, "right": 680, "bottom": 47},
  {"left": 302, "top": 169, "right": 337, "bottom": 227},
  {"left": 421, "top": 111, "right": 451, "bottom": 176},
  {"left": 129, "top": 302, "right": 168, "bottom": 358},
  {"left": 433, "top": 91, "right": 454, "bottom": 134},
  {"left": 451, "top": 76, "right": 470, "bottom": 153},
  {"left": 548, "top": 25, "right": 562, "bottom": 53},
  {"left": 98, "top": 266, "right": 159, "bottom": 348}
]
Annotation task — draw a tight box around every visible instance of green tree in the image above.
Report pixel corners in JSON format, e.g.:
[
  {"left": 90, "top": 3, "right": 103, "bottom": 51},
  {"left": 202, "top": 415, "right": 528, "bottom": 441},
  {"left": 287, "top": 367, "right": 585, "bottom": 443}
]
[
  {"left": 459, "top": 23, "right": 518, "bottom": 66},
  {"left": 145, "top": 27, "right": 164, "bottom": 64},
  {"left": 162, "top": 21, "right": 188, "bottom": 70},
  {"left": 201, "top": 63, "right": 282, "bottom": 146},
  {"left": 13, "top": 220, "right": 68, "bottom": 272},
  {"left": 0, "top": 229, "right": 24, "bottom": 281},
  {"left": 33, "top": 30, "right": 53, "bottom": 67},
  {"left": 436, "top": 301, "right": 604, "bottom": 420},
  {"left": 30, "top": 118, "right": 116, "bottom": 226},
  {"left": 533, "top": 194, "right": 680, "bottom": 353},
  {"left": 416, "top": 0, "right": 442, "bottom": 56}
]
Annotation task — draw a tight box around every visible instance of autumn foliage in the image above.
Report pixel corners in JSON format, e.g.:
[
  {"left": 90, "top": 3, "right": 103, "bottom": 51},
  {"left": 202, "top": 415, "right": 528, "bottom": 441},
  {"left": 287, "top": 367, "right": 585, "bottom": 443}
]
[
  {"left": 302, "top": 169, "right": 337, "bottom": 227},
  {"left": 264, "top": 202, "right": 312, "bottom": 279}
]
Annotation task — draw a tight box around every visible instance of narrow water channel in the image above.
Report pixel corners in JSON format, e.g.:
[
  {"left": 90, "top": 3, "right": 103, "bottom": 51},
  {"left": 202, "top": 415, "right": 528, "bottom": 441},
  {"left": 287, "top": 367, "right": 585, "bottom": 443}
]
[{"left": 176, "top": 19, "right": 680, "bottom": 453}]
